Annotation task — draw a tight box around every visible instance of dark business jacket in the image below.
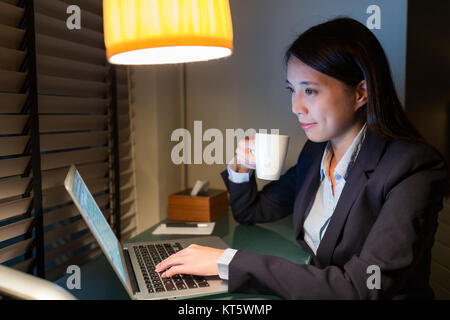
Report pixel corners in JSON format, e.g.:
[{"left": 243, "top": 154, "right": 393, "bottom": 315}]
[{"left": 220, "top": 128, "right": 449, "bottom": 299}]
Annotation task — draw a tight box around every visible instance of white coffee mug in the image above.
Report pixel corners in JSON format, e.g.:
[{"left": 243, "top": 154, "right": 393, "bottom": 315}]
[{"left": 254, "top": 133, "right": 289, "bottom": 180}]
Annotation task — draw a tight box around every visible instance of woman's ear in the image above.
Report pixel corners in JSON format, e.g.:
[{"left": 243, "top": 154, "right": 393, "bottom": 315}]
[{"left": 355, "top": 80, "right": 368, "bottom": 110}]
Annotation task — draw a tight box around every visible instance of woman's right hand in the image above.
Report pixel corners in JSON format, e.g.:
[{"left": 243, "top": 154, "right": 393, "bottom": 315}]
[{"left": 234, "top": 134, "right": 256, "bottom": 173}]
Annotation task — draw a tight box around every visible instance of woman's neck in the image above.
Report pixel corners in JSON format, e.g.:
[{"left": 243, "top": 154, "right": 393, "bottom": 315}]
[{"left": 330, "top": 121, "right": 364, "bottom": 164}]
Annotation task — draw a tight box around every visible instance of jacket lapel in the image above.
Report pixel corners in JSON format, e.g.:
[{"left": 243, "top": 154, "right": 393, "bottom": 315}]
[
  {"left": 293, "top": 141, "right": 326, "bottom": 242},
  {"left": 315, "top": 128, "right": 388, "bottom": 266}
]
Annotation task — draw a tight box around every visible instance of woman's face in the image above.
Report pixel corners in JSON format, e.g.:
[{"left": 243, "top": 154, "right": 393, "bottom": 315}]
[{"left": 286, "top": 55, "right": 365, "bottom": 143}]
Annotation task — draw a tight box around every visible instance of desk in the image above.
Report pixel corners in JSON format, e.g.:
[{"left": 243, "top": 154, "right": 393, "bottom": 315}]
[{"left": 54, "top": 212, "right": 310, "bottom": 300}]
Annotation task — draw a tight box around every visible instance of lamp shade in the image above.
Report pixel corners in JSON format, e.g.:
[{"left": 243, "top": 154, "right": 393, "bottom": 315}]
[{"left": 103, "top": 0, "right": 234, "bottom": 65}]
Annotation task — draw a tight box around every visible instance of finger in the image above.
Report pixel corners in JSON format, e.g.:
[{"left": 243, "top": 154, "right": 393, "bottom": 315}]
[
  {"left": 236, "top": 152, "right": 255, "bottom": 168},
  {"left": 161, "top": 265, "right": 187, "bottom": 278},
  {"left": 238, "top": 137, "right": 250, "bottom": 149},
  {"left": 236, "top": 146, "right": 255, "bottom": 162},
  {"left": 155, "top": 256, "right": 183, "bottom": 272},
  {"left": 244, "top": 135, "right": 255, "bottom": 151}
]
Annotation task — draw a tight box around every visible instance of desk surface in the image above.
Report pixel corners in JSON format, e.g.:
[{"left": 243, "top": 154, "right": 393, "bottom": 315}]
[{"left": 55, "top": 212, "right": 310, "bottom": 300}]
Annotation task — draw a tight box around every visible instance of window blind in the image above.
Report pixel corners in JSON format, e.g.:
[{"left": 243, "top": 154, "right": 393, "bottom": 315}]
[{"left": 0, "top": 0, "right": 138, "bottom": 283}]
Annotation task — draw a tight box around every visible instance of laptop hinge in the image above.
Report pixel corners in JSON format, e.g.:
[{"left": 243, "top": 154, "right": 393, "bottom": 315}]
[{"left": 123, "top": 248, "right": 139, "bottom": 294}]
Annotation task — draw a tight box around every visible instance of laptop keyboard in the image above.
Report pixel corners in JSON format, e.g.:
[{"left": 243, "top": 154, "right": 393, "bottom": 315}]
[{"left": 133, "top": 243, "right": 210, "bottom": 293}]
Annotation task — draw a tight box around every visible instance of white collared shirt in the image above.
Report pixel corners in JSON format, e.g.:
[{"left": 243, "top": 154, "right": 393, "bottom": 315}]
[{"left": 303, "top": 123, "right": 368, "bottom": 254}]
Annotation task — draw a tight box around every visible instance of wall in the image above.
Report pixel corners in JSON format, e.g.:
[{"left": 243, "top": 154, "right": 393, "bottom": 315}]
[{"left": 130, "top": 64, "right": 185, "bottom": 233}]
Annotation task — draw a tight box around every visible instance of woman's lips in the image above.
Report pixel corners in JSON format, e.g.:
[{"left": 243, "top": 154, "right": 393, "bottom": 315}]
[{"left": 300, "top": 122, "right": 316, "bottom": 130}]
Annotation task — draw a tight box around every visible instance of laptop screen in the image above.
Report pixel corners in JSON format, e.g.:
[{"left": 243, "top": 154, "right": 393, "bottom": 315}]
[{"left": 70, "top": 170, "right": 127, "bottom": 286}]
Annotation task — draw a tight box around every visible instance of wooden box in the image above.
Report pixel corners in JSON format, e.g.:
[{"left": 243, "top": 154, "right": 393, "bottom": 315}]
[{"left": 168, "top": 188, "right": 229, "bottom": 222}]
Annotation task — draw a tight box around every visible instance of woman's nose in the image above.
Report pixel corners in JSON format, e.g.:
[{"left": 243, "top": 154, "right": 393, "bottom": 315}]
[{"left": 292, "top": 99, "right": 308, "bottom": 115}]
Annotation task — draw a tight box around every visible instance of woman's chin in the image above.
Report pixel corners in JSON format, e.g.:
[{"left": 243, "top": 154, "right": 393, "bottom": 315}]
[{"left": 304, "top": 131, "right": 328, "bottom": 143}]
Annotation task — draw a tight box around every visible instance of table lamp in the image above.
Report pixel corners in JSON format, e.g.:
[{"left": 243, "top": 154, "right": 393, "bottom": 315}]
[{"left": 103, "top": 0, "right": 234, "bottom": 65}]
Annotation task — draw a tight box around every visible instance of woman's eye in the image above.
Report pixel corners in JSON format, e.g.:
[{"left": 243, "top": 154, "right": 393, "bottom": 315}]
[
  {"left": 285, "top": 86, "right": 294, "bottom": 94},
  {"left": 305, "top": 88, "right": 316, "bottom": 95}
]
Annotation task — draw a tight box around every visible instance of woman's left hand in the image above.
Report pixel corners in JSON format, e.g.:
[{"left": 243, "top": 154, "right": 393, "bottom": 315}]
[{"left": 154, "top": 244, "right": 225, "bottom": 278}]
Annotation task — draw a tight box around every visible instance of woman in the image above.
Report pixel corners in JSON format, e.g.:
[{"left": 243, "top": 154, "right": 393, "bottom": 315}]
[{"left": 155, "top": 17, "right": 449, "bottom": 299}]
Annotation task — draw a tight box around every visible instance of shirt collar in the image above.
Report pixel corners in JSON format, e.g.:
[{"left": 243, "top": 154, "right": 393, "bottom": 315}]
[{"left": 320, "top": 122, "right": 368, "bottom": 182}]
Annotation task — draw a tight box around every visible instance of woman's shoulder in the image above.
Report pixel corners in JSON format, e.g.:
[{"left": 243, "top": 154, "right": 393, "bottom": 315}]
[
  {"left": 381, "top": 138, "right": 449, "bottom": 196},
  {"left": 385, "top": 138, "right": 446, "bottom": 168}
]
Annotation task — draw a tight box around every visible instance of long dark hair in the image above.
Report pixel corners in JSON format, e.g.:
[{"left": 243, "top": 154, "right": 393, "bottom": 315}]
[
  {"left": 284, "top": 17, "right": 425, "bottom": 144},
  {"left": 284, "top": 17, "right": 449, "bottom": 197}
]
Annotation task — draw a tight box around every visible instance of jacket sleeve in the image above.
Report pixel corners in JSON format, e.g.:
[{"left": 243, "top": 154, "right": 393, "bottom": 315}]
[
  {"left": 227, "top": 145, "right": 449, "bottom": 299},
  {"left": 220, "top": 157, "right": 298, "bottom": 225}
]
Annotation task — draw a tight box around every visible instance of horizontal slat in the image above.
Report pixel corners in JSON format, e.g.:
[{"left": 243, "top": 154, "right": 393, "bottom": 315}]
[
  {"left": 45, "top": 246, "right": 101, "bottom": 281},
  {"left": 0, "top": 132, "right": 107, "bottom": 160},
  {"left": 119, "top": 142, "right": 132, "bottom": 159},
  {"left": 120, "top": 158, "right": 133, "bottom": 175},
  {"left": 432, "top": 240, "right": 450, "bottom": 271},
  {"left": 0, "top": 93, "right": 26, "bottom": 113},
  {"left": 0, "top": 197, "right": 31, "bottom": 222},
  {"left": 430, "top": 261, "right": 450, "bottom": 293},
  {"left": 44, "top": 195, "right": 110, "bottom": 227},
  {"left": 0, "top": 2, "right": 23, "bottom": 28},
  {"left": 35, "top": 12, "right": 104, "bottom": 49},
  {"left": 121, "top": 225, "right": 136, "bottom": 241},
  {"left": 0, "top": 156, "right": 30, "bottom": 178},
  {"left": 121, "top": 228, "right": 135, "bottom": 242},
  {"left": 36, "top": 33, "right": 105, "bottom": 65},
  {"left": 0, "top": 115, "right": 27, "bottom": 134},
  {"left": 41, "top": 146, "right": 108, "bottom": 171},
  {"left": 39, "top": 115, "right": 107, "bottom": 132},
  {"left": 42, "top": 178, "right": 109, "bottom": 209},
  {"left": 0, "top": 46, "right": 25, "bottom": 72},
  {"left": 11, "top": 257, "right": 34, "bottom": 273},
  {"left": 0, "top": 69, "right": 25, "bottom": 92},
  {"left": 120, "top": 186, "right": 134, "bottom": 204},
  {"left": 0, "top": 176, "right": 31, "bottom": 200},
  {"left": 0, "top": 216, "right": 33, "bottom": 242},
  {"left": 119, "top": 126, "right": 131, "bottom": 144},
  {"left": 438, "top": 200, "right": 450, "bottom": 225},
  {"left": 41, "top": 162, "right": 109, "bottom": 190},
  {"left": 44, "top": 218, "right": 86, "bottom": 245},
  {"left": 0, "top": 23, "right": 24, "bottom": 50},
  {"left": 431, "top": 281, "right": 450, "bottom": 300},
  {"left": 120, "top": 172, "right": 134, "bottom": 190},
  {"left": 45, "top": 232, "right": 95, "bottom": 262},
  {"left": 38, "top": 75, "right": 107, "bottom": 97},
  {"left": 0, "top": 0, "right": 20, "bottom": 6},
  {"left": 435, "top": 220, "right": 450, "bottom": 248},
  {"left": 45, "top": 208, "right": 112, "bottom": 246},
  {"left": 117, "top": 84, "right": 128, "bottom": 100},
  {"left": 0, "top": 135, "right": 28, "bottom": 156},
  {"left": 0, "top": 237, "right": 34, "bottom": 264},
  {"left": 120, "top": 201, "right": 134, "bottom": 217},
  {"left": 120, "top": 207, "right": 135, "bottom": 220},
  {"left": 35, "top": 0, "right": 103, "bottom": 33},
  {"left": 40, "top": 131, "right": 108, "bottom": 152},
  {"left": 37, "top": 54, "right": 108, "bottom": 82},
  {"left": 38, "top": 95, "right": 108, "bottom": 114},
  {"left": 118, "top": 114, "right": 130, "bottom": 129},
  {"left": 121, "top": 215, "right": 136, "bottom": 232},
  {"left": 117, "top": 99, "right": 130, "bottom": 116}
]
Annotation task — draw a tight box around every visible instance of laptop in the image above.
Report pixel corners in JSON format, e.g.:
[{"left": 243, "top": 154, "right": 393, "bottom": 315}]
[{"left": 64, "top": 165, "right": 229, "bottom": 300}]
